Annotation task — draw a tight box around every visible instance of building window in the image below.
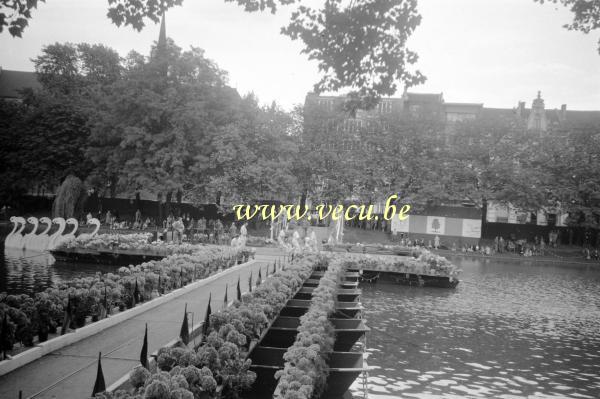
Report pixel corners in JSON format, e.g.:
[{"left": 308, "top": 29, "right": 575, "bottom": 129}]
[
  {"left": 318, "top": 99, "right": 334, "bottom": 111},
  {"left": 378, "top": 101, "right": 392, "bottom": 114},
  {"left": 547, "top": 213, "right": 557, "bottom": 226},
  {"left": 409, "top": 104, "right": 420, "bottom": 117},
  {"left": 530, "top": 212, "right": 537, "bottom": 225}
]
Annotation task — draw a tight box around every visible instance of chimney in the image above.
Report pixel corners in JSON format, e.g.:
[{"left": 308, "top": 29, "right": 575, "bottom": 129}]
[{"left": 560, "top": 104, "right": 567, "bottom": 122}]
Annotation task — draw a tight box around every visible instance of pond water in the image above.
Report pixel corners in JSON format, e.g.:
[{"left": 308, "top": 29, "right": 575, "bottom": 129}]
[
  {"left": 2, "top": 239, "right": 600, "bottom": 398},
  {"left": 0, "top": 247, "right": 120, "bottom": 295},
  {"left": 352, "top": 256, "right": 600, "bottom": 398}
]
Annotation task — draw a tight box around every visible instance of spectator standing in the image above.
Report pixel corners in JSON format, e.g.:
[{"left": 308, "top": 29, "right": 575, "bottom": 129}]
[
  {"left": 189, "top": 218, "right": 196, "bottom": 237},
  {"left": 173, "top": 217, "right": 185, "bottom": 244},
  {"left": 215, "top": 219, "right": 223, "bottom": 244}
]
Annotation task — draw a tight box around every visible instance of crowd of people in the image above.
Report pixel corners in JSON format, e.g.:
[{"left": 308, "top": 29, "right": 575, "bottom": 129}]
[
  {"left": 85, "top": 209, "right": 249, "bottom": 246},
  {"left": 394, "top": 231, "right": 600, "bottom": 259}
]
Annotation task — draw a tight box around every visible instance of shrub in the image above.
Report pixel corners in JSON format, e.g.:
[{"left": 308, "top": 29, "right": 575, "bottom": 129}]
[{"left": 274, "top": 257, "right": 342, "bottom": 399}]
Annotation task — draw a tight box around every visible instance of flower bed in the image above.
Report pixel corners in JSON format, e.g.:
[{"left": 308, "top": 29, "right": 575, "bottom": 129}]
[
  {"left": 0, "top": 245, "right": 244, "bottom": 359},
  {"left": 273, "top": 256, "right": 342, "bottom": 399},
  {"left": 333, "top": 249, "right": 460, "bottom": 278},
  {"left": 322, "top": 242, "right": 411, "bottom": 254},
  {"left": 58, "top": 233, "right": 234, "bottom": 256},
  {"left": 101, "top": 254, "right": 322, "bottom": 399},
  {"left": 244, "top": 235, "right": 275, "bottom": 247}
]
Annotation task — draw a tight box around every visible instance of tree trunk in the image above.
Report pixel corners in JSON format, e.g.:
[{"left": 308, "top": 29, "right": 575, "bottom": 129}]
[
  {"left": 109, "top": 175, "right": 117, "bottom": 198},
  {"left": 176, "top": 189, "right": 182, "bottom": 217},
  {"left": 481, "top": 197, "right": 488, "bottom": 240},
  {"left": 300, "top": 190, "right": 307, "bottom": 209},
  {"left": 157, "top": 192, "right": 163, "bottom": 224},
  {"left": 135, "top": 192, "right": 141, "bottom": 213},
  {"left": 166, "top": 191, "right": 172, "bottom": 217},
  {"left": 215, "top": 191, "right": 221, "bottom": 206}
]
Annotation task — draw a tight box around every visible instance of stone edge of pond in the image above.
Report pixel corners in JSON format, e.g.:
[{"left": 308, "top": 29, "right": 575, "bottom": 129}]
[{"left": 0, "top": 259, "right": 259, "bottom": 377}]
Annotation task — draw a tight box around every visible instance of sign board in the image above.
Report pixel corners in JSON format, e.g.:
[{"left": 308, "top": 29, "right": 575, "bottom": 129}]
[
  {"left": 426, "top": 216, "right": 446, "bottom": 235},
  {"left": 461, "top": 219, "right": 482, "bottom": 238},
  {"left": 391, "top": 215, "right": 410, "bottom": 234}
]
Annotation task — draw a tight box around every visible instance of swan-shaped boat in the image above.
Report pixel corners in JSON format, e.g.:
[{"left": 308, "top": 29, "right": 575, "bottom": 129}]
[
  {"left": 35, "top": 217, "right": 53, "bottom": 251},
  {"left": 77, "top": 218, "right": 101, "bottom": 241},
  {"left": 47, "top": 217, "right": 66, "bottom": 250},
  {"left": 22, "top": 216, "right": 39, "bottom": 250},
  {"left": 4, "top": 217, "right": 19, "bottom": 248},
  {"left": 4, "top": 216, "right": 25, "bottom": 249},
  {"left": 62, "top": 218, "right": 79, "bottom": 243}
]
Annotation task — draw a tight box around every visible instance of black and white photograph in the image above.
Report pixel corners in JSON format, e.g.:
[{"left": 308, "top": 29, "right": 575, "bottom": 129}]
[{"left": 0, "top": 0, "right": 599, "bottom": 398}]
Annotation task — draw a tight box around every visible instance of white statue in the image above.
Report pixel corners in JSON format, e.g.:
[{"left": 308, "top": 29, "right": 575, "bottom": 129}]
[
  {"left": 277, "top": 229, "right": 288, "bottom": 249},
  {"left": 292, "top": 230, "right": 301, "bottom": 251},
  {"left": 310, "top": 230, "right": 319, "bottom": 252}
]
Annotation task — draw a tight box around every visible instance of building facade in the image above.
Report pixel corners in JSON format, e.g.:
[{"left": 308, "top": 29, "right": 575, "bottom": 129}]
[{"left": 305, "top": 90, "right": 600, "bottom": 233}]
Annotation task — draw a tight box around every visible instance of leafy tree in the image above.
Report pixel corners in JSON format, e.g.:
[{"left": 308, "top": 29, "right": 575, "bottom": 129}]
[
  {"left": 205, "top": 95, "right": 299, "bottom": 204},
  {"left": 52, "top": 175, "right": 87, "bottom": 218},
  {"left": 535, "top": 0, "right": 600, "bottom": 53},
  {"left": 85, "top": 39, "right": 241, "bottom": 201},
  {"left": 3, "top": 0, "right": 425, "bottom": 112},
  {"left": 535, "top": 123, "right": 600, "bottom": 227},
  {"left": 33, "top": 42, "right": 122, "bottom": 95},
  {"left": 0, "top": 0, "right": 44, "bottom": 37},
  {"left": 299, "top": 100, "right": 446, "bottom": 206},
  {"left": 0, "top": 99, "right": 29, "bottom": 207},
  {"left": 0, "top": 93, "right": 91, "bottom": 207},
  {"left": 278, "top": 0, "right": 425, "bottom": 112}
]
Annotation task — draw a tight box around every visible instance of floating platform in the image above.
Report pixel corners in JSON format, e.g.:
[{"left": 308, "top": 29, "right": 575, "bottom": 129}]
[
  {"left": 303, "top": 278, "right": 359, "bottom": 289},
  {"left": 361, "top": 270, "right": 459, "bottom": 288},
  {"left": 294, "top": 286, "right": 361, "bottom": 302},
  {"left": 262, "top": 316, "right": 369, "bottom": 351},
  {"left": 323, "top": 244, "right": 412, "bottom": 256},
  {"left": 249, "top": 346, "right": 366, "bottom": 398},
  {"left": 310, "top": 270, "right": 361, "bottom": 282},
  {"left": 245, "top": 266, "right": 367, "bottom": 399},
  {"left": 49, "top": 247, "right": 165, "bottom": 266},
  {"left": 280, "top": 298, "right": 363, "bottom": 318}
]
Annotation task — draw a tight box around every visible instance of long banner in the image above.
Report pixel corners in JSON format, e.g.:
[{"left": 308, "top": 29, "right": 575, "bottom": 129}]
[{"left": 391, "top": 215, "right": 481, "bottom": 238}]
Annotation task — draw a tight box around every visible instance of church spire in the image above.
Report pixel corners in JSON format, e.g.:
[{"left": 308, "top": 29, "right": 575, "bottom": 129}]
[
  {"left": 156, "top": 9, "right": 168, "bottom": 78},
  {"left": 158, "top": 12, "right": 166, "bottom": 54}
]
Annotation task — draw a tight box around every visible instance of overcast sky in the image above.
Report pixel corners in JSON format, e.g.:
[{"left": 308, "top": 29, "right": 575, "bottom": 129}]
[{"left": 1, "top": 0, "right": 599, "bottom": 110}]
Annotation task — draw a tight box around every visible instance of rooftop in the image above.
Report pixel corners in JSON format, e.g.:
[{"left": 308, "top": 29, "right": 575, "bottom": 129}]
[{"left": 0, "top": 69, "right": 41, "bottom": 99}]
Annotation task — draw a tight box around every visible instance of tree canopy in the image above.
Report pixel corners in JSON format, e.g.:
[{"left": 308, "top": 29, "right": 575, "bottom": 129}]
[
  {"left": 1, "top": 0, "right": 425, "bottom": 112},
  {"left": 535, "top": 0, "right": 600, "bottom": 53},
  {"left": 0, "top": 38, "right": 301, "bottom": 208},
  {"left": 300, "top": 100, "right": 600, "bottom": 227}
]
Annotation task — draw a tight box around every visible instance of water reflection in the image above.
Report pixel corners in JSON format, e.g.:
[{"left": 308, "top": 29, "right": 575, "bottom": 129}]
[
  {"left": 353, "top": 257, "right": 600, "bottom": 398},
  {"left": 0, "top": 247, "right": 120, "bottom": 296}
]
